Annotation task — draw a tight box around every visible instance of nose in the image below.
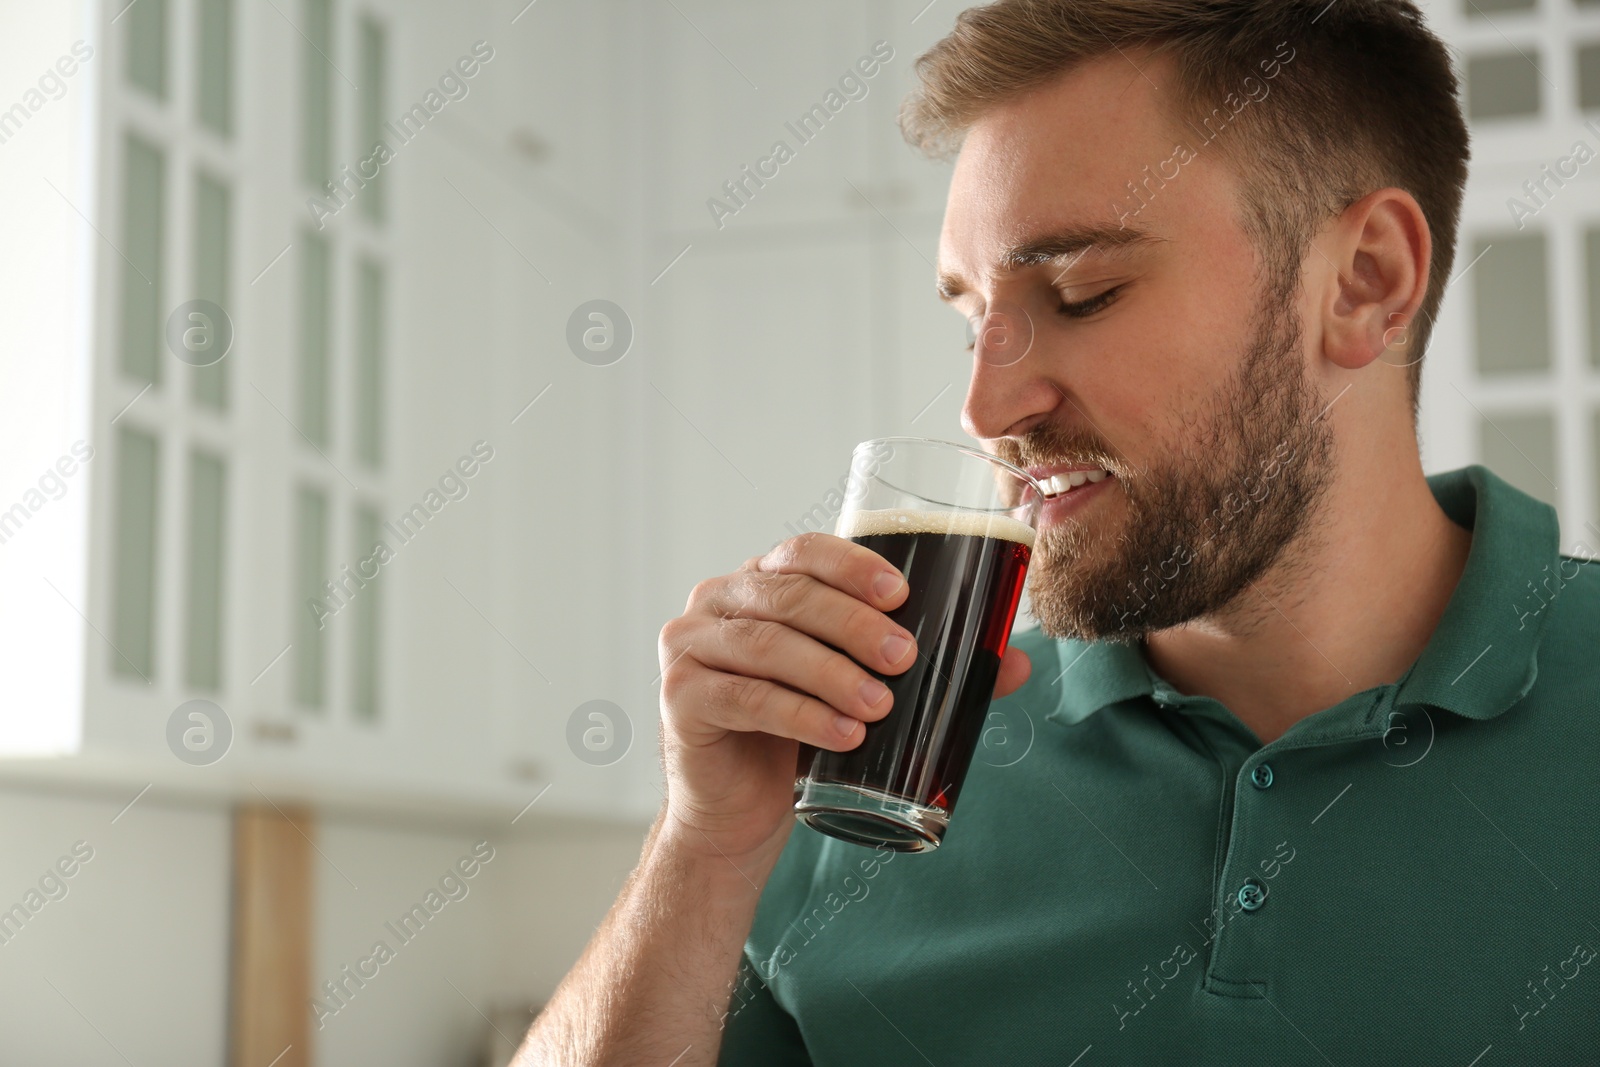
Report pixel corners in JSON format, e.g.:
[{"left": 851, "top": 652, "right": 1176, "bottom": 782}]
[{"left": 959, "top": 306, "right": 1059, "bottom": 441}]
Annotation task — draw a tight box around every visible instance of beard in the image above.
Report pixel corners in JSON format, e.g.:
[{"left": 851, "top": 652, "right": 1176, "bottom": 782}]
[{"left": 995, "top": 281, "right": 1336, "bottom": 644}]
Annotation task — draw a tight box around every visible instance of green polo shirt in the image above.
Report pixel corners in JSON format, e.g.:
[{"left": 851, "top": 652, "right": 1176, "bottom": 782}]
[{"left": 716, "top": 464, "right": 1600, "bottom": 1065}]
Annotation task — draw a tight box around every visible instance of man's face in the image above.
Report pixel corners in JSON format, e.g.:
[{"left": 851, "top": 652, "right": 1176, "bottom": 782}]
[{"left": 936, "top": 53, "right": 1335, "bottom": 642}]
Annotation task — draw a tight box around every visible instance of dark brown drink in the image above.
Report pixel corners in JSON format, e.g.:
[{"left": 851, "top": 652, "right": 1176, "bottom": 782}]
[{"left": 796, "top": 508, "right": 1033, "bottom": 851}]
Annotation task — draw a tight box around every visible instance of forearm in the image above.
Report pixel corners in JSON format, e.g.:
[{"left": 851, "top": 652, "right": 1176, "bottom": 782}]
[{"left": 516, "top": 813, "right": 782, "bottom": 1067}]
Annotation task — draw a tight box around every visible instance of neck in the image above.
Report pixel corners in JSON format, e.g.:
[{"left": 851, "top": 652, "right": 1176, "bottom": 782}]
[{"left": 1141, "top": 458, "right": 1473, "bottom": 746}]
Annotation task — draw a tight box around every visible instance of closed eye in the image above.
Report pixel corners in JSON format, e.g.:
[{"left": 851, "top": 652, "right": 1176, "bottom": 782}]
[
  {"left": 962, "top": 286, "right": 1124, "bottom": 351},
  {"left": 1058, "top": 286, "right": 1123, "bottom": 319}
]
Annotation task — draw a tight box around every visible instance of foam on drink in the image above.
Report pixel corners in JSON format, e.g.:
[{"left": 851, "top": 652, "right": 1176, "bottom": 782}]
[{"left": 837, "top": 507, "right": 1036, "bottom": 549}]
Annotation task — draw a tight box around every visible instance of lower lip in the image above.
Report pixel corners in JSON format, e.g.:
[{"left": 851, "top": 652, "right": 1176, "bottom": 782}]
[{"left": 1036, "top": 476, "right": 1114, "bottom": 528}]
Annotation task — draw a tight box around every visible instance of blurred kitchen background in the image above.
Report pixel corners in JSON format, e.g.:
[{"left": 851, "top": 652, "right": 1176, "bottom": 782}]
[{"left": 0, "top": 0, "right": 1595, "bottom": 1063}]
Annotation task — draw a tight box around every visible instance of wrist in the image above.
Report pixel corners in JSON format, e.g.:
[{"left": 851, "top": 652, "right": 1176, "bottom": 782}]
[{"left": 651, "top": 815, "right": 790, "bottom": 892}]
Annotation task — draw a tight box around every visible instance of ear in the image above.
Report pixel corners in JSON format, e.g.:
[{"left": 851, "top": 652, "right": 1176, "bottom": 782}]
[{"left": 1317, "top": 187, "right": 1431, "bottom": 371}]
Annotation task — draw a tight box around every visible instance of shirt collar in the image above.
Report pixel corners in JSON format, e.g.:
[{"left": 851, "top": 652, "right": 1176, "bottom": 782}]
[
  {"left": 1391, "top": 464, "right": 1557, "bottom": 719},
  {"left": 1043, "top": 465, "right": 1559, "bottom": 728}
]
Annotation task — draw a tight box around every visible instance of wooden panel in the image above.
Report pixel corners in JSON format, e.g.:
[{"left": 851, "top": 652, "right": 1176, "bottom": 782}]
[{"left": 229, "top": 804, "right": 314, "bottom": 1067}]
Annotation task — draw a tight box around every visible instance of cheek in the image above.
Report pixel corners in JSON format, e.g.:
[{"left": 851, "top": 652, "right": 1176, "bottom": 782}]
[
  {"left": 1125, "top": 156, "right": 1272, "bottom": 415},
  {"left": 1080, "top": 311, "right": 1179, "bottom": 448},
  {"left": 1042, "top": 301, "right": 1253, "bottom": 474},
  {"left": 1051, "top": 281, "right": 1242, "bottom": 460},
  {"left": 1134, "top": 248, "right": 1265, "bottom": 427}
]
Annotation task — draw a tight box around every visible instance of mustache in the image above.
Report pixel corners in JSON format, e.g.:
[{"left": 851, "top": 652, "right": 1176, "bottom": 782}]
[{"left": 990, "top": 426, "right": 1124, "bottom": 475}]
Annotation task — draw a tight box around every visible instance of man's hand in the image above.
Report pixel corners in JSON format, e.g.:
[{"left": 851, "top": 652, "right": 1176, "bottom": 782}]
[{"left": 655, "top": 530, "right": 1032, "bottom": 866}]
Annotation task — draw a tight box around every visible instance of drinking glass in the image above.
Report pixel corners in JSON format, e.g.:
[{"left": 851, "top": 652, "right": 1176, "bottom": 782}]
[{"left": 793, "top": 437, "right": 1043, "bottom": 852}]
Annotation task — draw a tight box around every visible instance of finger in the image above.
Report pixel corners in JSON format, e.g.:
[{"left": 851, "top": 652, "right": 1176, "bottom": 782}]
[
  {"left": 743, "top": 532, "right": 910, "bottom": 614},
  {"left": 993, "top": 646, "right": 1032, "bottom": 699},
  {"left": 694, "top": 615, "right": 898, "bottom": 724},
  {"left": 685, "top": 667, "right": 864, "bottom": 751},
  {"left": 700, "top": 567, "right": 917, "bottom": 679}
]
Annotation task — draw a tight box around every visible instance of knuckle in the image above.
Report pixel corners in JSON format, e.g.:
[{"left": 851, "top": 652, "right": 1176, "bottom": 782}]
[
  {"left": 733, "top": 568, "right": 768, "bottom": 597},
  {"left": 729, "top": 616, "right": 783, "bottom": 659},
  {"left": 709, "top": 672, "right": 758, "bottom": 714},
  {"left": 790, "top": 531, "right": 826, "bottom": 555},
  {"left": 658, "top": 614, "right": 690, "bottom": 650},
  {"left": 685, "top": 577, "right": 719, "bottom": 610},
  {"left": 728, "top": 570, "right": 768, "bottom": 613},
  {"left": 760, "top": 572, "right": 809, "bottom": 615},
  {"left": 658, "top": 658, "right": 694, "bottom": 705},
  {"left": 775, "top": 531, "right": 829, "bottom": 569}
]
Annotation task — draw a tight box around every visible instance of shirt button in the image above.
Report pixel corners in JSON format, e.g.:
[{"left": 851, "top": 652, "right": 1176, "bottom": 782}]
[
  {"left": 1237, "top": 880, "right": 1268, "bottom": 912},
  {"left": 1251, "top": 763, "right": 1274, "bottom": 790}
]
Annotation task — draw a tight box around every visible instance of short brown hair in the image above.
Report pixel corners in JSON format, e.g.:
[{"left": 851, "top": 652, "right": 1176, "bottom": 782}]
[{"left": 900, "top": 0, "right": 1470, "bottom": 421}]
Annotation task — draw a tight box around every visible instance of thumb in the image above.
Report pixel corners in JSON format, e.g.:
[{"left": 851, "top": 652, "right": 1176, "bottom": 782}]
[{"left": 992, "top": 646, "right": 1032, "bottom": 699}]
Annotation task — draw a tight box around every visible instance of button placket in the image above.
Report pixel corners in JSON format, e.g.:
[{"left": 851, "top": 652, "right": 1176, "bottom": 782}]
[
  {"left": 1200, "top": 756, "right": 1284, "bottom": 996},
  {"left": 1234, "top": 764, "right": 1274, "bottom": 915}
]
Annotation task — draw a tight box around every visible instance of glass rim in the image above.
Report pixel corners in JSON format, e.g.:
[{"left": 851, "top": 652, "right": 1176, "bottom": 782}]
[{"left": 853, "top": 436, "right": 1046, "bottom": 501}]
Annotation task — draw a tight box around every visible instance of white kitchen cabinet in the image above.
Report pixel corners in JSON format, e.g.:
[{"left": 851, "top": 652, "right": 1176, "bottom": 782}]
[{"left": 2, "top": 0, "right": 643, "bottom": 825}]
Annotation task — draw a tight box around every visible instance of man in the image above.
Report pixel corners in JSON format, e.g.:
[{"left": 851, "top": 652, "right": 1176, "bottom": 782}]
[{"left": 521, "top": 1, "right": 1600, "bottom": 1063}]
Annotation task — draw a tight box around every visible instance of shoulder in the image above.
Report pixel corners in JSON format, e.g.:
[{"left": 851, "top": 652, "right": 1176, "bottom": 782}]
[
  {"left": 1544, "top": 553, "right": 1600, "bottom": 634},
  {"left": 1521, "top": 552, "right": 1600, "bottom": 700}
]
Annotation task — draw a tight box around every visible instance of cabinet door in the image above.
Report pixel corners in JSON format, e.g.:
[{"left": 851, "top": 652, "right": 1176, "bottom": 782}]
[{"left": 655, "top": 0, "right": 877, "bottom": 235}]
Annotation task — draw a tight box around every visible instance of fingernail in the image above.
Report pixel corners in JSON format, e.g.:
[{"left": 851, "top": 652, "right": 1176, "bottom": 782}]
[
  {"left": 834, "top": 712, "right": 858, "bottom": 738},
  {"left": 873, "top": 571, "right": 905, "bottom": 601},
  {"left": 881, "top": 633, "right": 912, "bottom": 664},
  {"left": 859, "top": 678, "right": 890, "bottom": 708}
]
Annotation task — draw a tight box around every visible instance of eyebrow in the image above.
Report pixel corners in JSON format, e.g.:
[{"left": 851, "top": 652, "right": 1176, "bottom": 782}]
[{"left": 936, "top": 224, "right": 1163, "bottom": 302}]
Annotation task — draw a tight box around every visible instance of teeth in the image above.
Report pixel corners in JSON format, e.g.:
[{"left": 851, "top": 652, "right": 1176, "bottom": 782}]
[{"left": 1041, "top": 470, "right": 1111, "bottom": 496}]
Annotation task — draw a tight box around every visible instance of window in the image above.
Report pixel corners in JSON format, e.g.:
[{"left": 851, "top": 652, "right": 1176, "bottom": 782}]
[
  {"left": 358, "top": 16, "right": 387, "bottom": 223},
  {"left": 1467, "top": 0, "right": 1536, "bottom": 13},
  {"left": 184, "top": 450, "right": 227, "bottom": 691},
  {"left": 294, "top": 5, "right": 390, "bottom": 725},
  {"left": 293, "top": 486, "right": 329, "bottom": 708},
  {"left": 1480, "top": 411, "right": 1560, "bottom": 507},
  {"left": 1472, "top": 233, "right": 1551, "bottom": 374},
  {"left": 1579, "top": 42, "right": 1600, "bottom": 111},
  {"left": 1466, "top": 51, "right": 1543, "bottom": 120},
  {"left": 196, "top": 0, "right": 233, "bottom": 136},
  {"left": 351, "top": 505, "right": 382, "bottom": 720},
  {"left": 120, "top": 134, "right": 165, "bottom": 386},
  {"left": 355, "top": 258, "right": 385, "bottom": 467},
  {"left": 111, "top": 427, "right": 161, "bottom": 680},
  {"left": 193, "top": 171, "right": 231, "bottom": 408},
  {"left": 301, "top": 0, "right": 334, "bottom": 187},
  {"left": 126, "top": 0, "right": 168, "bottom": 100},
  {"left": 298, "top": 231, "right": 333, "bottom": 446}
]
